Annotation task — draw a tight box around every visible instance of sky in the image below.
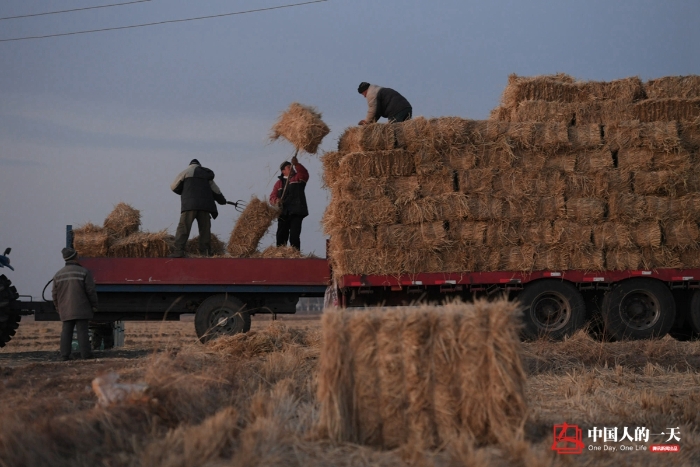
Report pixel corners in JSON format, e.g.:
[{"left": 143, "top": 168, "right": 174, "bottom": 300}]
[{"left": 1, "top": 0, "right": 699, "bottom": 297}]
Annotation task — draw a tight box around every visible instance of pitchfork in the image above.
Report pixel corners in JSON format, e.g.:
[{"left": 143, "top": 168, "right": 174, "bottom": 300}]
[{"left": 226, "top": 200, "right": 247, "bottom": 212}]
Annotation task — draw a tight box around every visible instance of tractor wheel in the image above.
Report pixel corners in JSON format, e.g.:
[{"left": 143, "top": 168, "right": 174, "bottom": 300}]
[
  {"left": 517, "top": 279, "right": 586, "bottom": 341},
  {"left": 194, "top": 295, "right": 251, "bottom": 343},
  {"left": 602, "top": 278, "right": 675, "bottom": 340},
  {"left": 0, "top": 274, "right": 21, "bottom": 348}
]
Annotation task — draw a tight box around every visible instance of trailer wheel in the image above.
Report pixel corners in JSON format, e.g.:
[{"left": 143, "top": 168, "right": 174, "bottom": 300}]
[
  {"left": 602, "top": 278, "right": 675, "bottom": 340},
  {"left": 517, "top": 280, "right": 586, "bottom": 340},
  {"left": 195, "top": 295, "right": 251, "bottom": 343},
  {"left": 0, "top": 274, "right": 20, "bottom": 348},
  {"left": 686, "top": 290, "right": 700, "bottom": 336}
]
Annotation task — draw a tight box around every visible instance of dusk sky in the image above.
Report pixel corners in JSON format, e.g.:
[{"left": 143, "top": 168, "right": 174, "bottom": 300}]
[{"left": 1, "top": 0, "right": 699, "bottom": 296}]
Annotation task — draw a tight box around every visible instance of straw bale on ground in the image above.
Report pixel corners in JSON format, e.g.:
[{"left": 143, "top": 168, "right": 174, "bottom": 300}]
[
  {"left": 663, "top": 221, "right": 700, "bottom": 249},
  {"left": 574, "top": 148, "right": 613, "bottom": 172},
  {"left": 103, "top": 202, "right": 141, "bottom": 238},
  {"left": 270, "top": 102, "right": 330, "bottom": 154},
  {"left": 631, "top": 222, "right": 662, "bottom": 248},
  {"left": 108, "top": 231, "right": 174, "bottom": 258},
  {"left": 419, "top": 169, "right": 455, "bottom": 197},
  {"left": 72, "top": 223, "right": 110, "bottom": 257},
  {"left": 634, "top": 98, "right": 700, "bottom": 123},
  {"left": 226, "top": 197, "right": 279, "bottom": 258},
  {"left": 606, "top": 121, "right": 680, "bottom": 151},
  {"left": 645, "top": 76, "right": 700, "bottom": 99},
  {"left": 186, "top": 234, "right": 226, "bottom": 256},
  {"left": 338, "top": 150, "right": 415, "bottom": 178},
  {"left": 386, "top": 176, "right": 420, "bottom": 204},
  {"left": 605, "top": 248, "right": 642, "bottom": 270},
  {"left": 376, "top": 222, "right": 448, "bottom": 250},
  {"left": 568, "top": 124, "right": 603, "bottom": 148},
  {"left": 317, "top": 301, "right": 527, "bottom": 448},
  {"left": 592, "top": 223, "right": 633, "bottom": 249},
  {"left": 399, "top": 193, "right": 469, "bottom": 224}
]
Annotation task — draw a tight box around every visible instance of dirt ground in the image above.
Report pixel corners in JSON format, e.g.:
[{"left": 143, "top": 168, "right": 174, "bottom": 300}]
[{"left": 1, "top": 313, "right": 700, "bottom": 466}]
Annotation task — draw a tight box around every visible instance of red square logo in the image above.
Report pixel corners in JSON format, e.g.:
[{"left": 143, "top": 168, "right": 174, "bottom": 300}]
[{"left": 552, "top": 423, "right": 585, "bottom": 454}]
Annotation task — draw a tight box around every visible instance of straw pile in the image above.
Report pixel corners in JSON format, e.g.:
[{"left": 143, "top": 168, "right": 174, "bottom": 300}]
[
  {"left": 72, "top": 223, "right": 111, "bottom": 257},
  {"left": 103, "top": 202, "right": 141, "bottom": 238},
  {"left": 226, "top": 196, "right": 280, "bottom": 258},
  {"left": 323, "top": 74, "right": 700, "bottom": 275},
  {"left": 270, "top": 102, "right": 330, "bottom": 154},
  {"left": 317, "top": 299, "right": 526, "bottom": 449},
  {"left": 186, "top": 234, "right": 226, "bottom": 256}
]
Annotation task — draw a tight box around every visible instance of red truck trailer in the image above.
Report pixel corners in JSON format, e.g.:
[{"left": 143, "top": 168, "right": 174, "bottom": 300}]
[{"left": 2, "top": 226, "right": 700, "bottom": 345}]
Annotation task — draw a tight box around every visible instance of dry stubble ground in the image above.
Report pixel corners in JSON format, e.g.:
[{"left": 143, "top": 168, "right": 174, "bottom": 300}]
[{"left": 1, "top": 313, "right": 700, "bottom": 466}]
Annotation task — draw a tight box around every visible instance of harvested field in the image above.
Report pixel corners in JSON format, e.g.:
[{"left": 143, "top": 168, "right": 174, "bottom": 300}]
[{"left": 3, "top": 310, "right": 700, "bottom": 466}]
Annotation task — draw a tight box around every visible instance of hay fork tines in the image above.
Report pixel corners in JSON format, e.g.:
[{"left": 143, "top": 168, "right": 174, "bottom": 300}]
[{"left": 226, "top": 200, "right": 247, "bottom": 212}]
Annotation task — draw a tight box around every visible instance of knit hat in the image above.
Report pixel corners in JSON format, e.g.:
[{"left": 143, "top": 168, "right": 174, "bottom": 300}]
[
  {"left": 358, "top": 82, "right": 370, "bottom": 94},
  {"left": 62, "top": 247, "right": 77, "bottom": 261},
  {"left": 189, "top": 159, "right": 201, "bottom": 166},
  {"left": 280, "top": 161, "right": 292, "bottom": 172}
]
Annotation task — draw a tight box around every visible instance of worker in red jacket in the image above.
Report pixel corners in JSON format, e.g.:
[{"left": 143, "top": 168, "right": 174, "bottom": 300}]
[{"left": 270, "top": 155, "right": 309, "bottom": 250}]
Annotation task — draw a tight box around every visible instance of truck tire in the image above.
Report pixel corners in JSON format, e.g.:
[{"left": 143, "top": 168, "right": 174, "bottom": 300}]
[
  {"left": 686, "top": 290, "right": 700, "bottom": 336},
  {"left": 195, "top": 294, "right": 251, "bottom": 343},
  {"left": 602, "top": 278, "right": 675, "bottom": 340},
  {"left": 0, "top": 274, "right": 21, "bottom": 348},
  {"left": 517, "top": 280, "right": 586, "bottom": 340}
]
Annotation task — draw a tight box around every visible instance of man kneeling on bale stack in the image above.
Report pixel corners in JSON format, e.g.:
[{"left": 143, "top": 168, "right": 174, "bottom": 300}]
[
  {"left": 270, "top": 155, "right": 309, "bottom": 250},
  {"left": 358, "top": 81, "right": 413, "bottom": 125},
  {"left": 170, "top": 159, "right": 227, "bottom": 257}
]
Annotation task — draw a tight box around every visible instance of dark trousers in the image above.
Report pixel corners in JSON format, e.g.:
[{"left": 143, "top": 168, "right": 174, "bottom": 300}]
[
  {"left": 389, "top": 107, "right": 412, "bottom": 123},
  {"left": 60, "top": 319, "right": 91, "bottom": 358},
  {"left": 276, "top": 215, "right": 304, "bottom": 250},
  {"left": 174, "top": 210, "right": 211, "bottom": 255}
]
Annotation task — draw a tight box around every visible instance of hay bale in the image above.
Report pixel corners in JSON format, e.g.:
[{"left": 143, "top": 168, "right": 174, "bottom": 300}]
[
  {"left": 441, "top": 246, "right": 477, "bottom": 272},
  {"left": 467, "top": 196, "right": 503, "bottom": 221},
  {"left": 501, "top": 246, "right": 536, "bottom": 271},
  {"left": 484, "top": 221, "right": 519, "bottom": 247},
  {"left": 670, "top": 194, "right": 700, "bottom": 222},
  {"left": 552, "top": 221, "right": 593, "bottom": 247},
  {"left": 226, "top": 196, "right": 279, "bottom": 258},
  {"left": 498, "top": 73, "right": 580, "bottom": 110},
  {"left": 500, "top": 196, "right": 537, "bottom": 220},
  {"left": 328, "top": 248, "right": 384, "bottom": 276},
  {"left": 444, "top": 146, "right": 477, "bottom": 170},
  {"left": 642, "top": 247, "right": 682, "bottom": 269},
  {"left": 581, "top": 76, "right": 646, "bottom": 101},
  {"left": 317, "top": 301, "right": 527, "bottom": 448},
  {"left": 489, "top": 105, "right": 513, "bottom": 121},
  {"left": 573, "top": 100, "right": 635, "bottom": 125},
  {"left": 569, "top": 247, "right": 605, "bottom": 270},
  {"left": 592, "top": 223, "right": 633, "bottom": 249},
  {"left": 449, "top": 221, "right": 487, "bottom": 245},
  {"left": 605, "top": 248, "right": 642, "bottom": 270},
  {"left": 328, "top": 225, "right": 376, "bottom": 250},
  {"left": 103, "top": 202, "right": 141, "bottom": 238},
  {"left": 640, "top": 196, "right": 674, "bottom": 221},
  {"left": 475, "top": 248, "right": 503, "bottom": 270},
  {"left": 565, "top": 198, "right": 605, "bottom": 222},
  {"left": 606, "top": 121, "right": 680, "bottom": 151},
  {"left": 574, "top": 148, "right": 614, "bottom": 172},
  {"left": 493, "top": 169, "right": 565, "bottom": 198},
  {"left": 631, "top": 222, "right": 662, "bottom": 248},
  {"left": 419, "top": 169, "right": 455, "bottom": 197},
  {"left": 680, "top": 249, "right": 700, "bottom": 268},
  {"left": 399, "top": 193, "right": 469, "bottom": 224},
  {"left": 617, "top": 147, "right": 655, "bottom": 172},
  {"left": 634, "top": 171, "right": 684, "bottom": 197},
  {"left": 652, "top": 148, "right": 693, "bottom": 171},
  {"left": 568, "top": 124, "right": 603, "bottom": 148},
  {"left": 537, "top": 196, "right": 567, "bottom": 219},
  {"left": 257, "top": 245, "right": 304, "bottom": 259},
  {"left": 398, "top": 117, "right": 436, "bottom": 152},
  {"left": 679, "top": 122, "right": 700, "bottom": 151},
  {"left": 321, "top": 151, "right": 345, "bottom": 188},
  {"left": 544, "top": 154, "right": 577, "bottom": 172},
  {"left": 414, "top": 147, "right": 445, "bottom": 175},
  {"left": 534, "top": 248, "right": 569, "bottom": 270},
  {"left": 458, "top": 169, "right": 494, "bottom": 194},
  {"left": 386, "top": 176, "right": 420, "bottom": 204},
  {"left": 72, "top": 223, "right": 110, "bottom": 257},
  {"left": 511, "top": 100, "right": 575, "bottom": 123},
  {"left": 186, "top": 234, "right": 226, "bottom": 256},
  {"left": 532, "top": 122, "right": 570, "bottom": 147},
  {"left": 430, "top": 117, "right": 473, "bottom": 149},
  {"left": 331, "top": 198, "right": 397, "bottom": 227},
  {"left": 332, "top": 176, "right": 387, "bottom": 200},
  {"left": 269, "top": 102, "right": 330, "bottom": 154},
  {"left": 338, "top": 124, "right": 396, "bottom": 153},
  {"left": 645, "top": 76, "right": 700, "bottom": 99},
  {"left": 663, "top": 220, "right": 700, "bottom": 249},
  {"left": 519, "top": 221, "right": 555, "bottom": 246},
  {"left": 108, "top": 231, "right": 174, "bottom": 258},
  {"left": 607, "top": 193, "right": 643, "bottom": 222},
  {"left": 376, "top": 222, "right": 448, "bottom": 250},
  {"left": 338, "top": 150, "right": 415, "bottom": 178},
  {"left": 634, "top": 98, "right": 700, "bottom": 123}
]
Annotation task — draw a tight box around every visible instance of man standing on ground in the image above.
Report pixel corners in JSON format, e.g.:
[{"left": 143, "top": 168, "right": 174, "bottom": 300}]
[
  {"left": 270, "top": 155, "right": 309, "bottom": 250},
  {"left": 357, "top": 82, "right": 413, "bottom": 125},
  {"left": 170, "top": 159, "right": 227, "bottom": 257},
  {"left": 52, "top": 247, "right": 98, "bottom": 361}
]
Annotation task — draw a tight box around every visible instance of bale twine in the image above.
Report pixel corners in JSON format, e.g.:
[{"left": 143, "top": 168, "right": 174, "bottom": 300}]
[
  {"left": 634, "top": 98, "right": 700, "bottom": 123},
  {"left": 449, "top": 221, "right": 487, "bottom": 245},
  {"left": 186, "top": 234, "right": 226, "bottom": 256},
  {"left": 605, "top": 248, "right": 642, "bottom": 270},
  {"left": 339, "top": 150, "right": 415, "bottom": 178},
  {"left": 72, "top": 223, "right": 110, "bottom": 258},
  {"left": 630, "top": 222, "right": 662, "bottom": 248},
  {"left": 458, "top": 169, "right": 494, "bottom": 194},
  {"left": 418, "top": 168, "right": 455, "bottom": 197},
  {"left": 574, "top": 148, "right": 614, "bottom": 172},
  {"left": 565, "top": 198, "right": 606, "bottom": 223},
  {"left": 386, "top": 176, "right": 420, "bottom": 204},
  {"left": 568, "top": 124, "right": 603, "bottom": 148},
  {"left": 663, "top": 220, "right": 700, "bottom": 249},
  {"left": 269, "top": 102, "right": 330, "bottom": 154},
  {"left": 317, "top": 301, "right": 527, "bottom": 449},
  {"left": 376, "top": 222, "right": 448, "bottom": 250},
  {"left": 108, "top": 231, "right": 174, "bottom": 258},
  {"left": 645, "top": 76, "right": 700, "bottom": 99},
  {"left": 103, "top": 202, "right": 141, "bottom": 239},
  {"left": 226, "top": 196, "right": 279, "bottom": 258},
  {"left": 332, "top": 198, "right": 397, "bottom": 227},
  {"left": 641, "top": 247, "right": 682, "bottom": 269}
]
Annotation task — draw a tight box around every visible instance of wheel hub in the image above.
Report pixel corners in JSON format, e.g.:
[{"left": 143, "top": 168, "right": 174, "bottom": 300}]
[
  {"left": 531, "top": 293, "right": 570, "bottom": 332},
  {"left": 620, "top": 292, "right": 660, "bottom": 330},
  {"left": 210, "top": 308, "right": 244, "bottom": 335}
]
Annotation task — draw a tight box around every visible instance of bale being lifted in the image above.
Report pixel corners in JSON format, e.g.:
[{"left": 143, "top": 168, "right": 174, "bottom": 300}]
[
  {"left": 226, "top": 196, "right": 279, "bottom": 258},
  {"left": 103, "top": 202, "right": 141, "bottom": 239},
  {"left": 270, "top": 102, "right": 330, "bottom": 154}
]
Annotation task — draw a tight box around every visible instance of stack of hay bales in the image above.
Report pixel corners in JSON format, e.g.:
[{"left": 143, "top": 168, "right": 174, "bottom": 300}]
[
  {"left": 317, "top": 299, "right": 526, "bottom": 448},
  {"left": 323, "top": 74, "right": 700, "bottom": 275}
]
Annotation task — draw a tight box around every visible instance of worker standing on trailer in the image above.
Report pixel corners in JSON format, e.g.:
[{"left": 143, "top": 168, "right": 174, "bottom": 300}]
[
  {"left": 170, "top": 159, "right": 227, "bottom": 257},
  {"left": 52, "top": 248, "right": 98, "bottom": 361},
  {"left": 270, "top": 155, "right": 309, "bottom": 250},
  {"left": 357, "top": 81, "right": 413, "bottom": 125}
]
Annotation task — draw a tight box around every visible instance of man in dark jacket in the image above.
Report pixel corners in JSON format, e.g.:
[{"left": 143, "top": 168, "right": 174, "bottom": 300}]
[
  {"left": 170, "top": 159, "right": 227, "bottom": 257},
  {"left": 358, "top": 82, "right": 412, "bottom": 125},
  {"left": 269, "top": 155, "right": 309, "bottom": 250},
  {"left": 52, "top": 247, "right": 98, "bottom": 361}
]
